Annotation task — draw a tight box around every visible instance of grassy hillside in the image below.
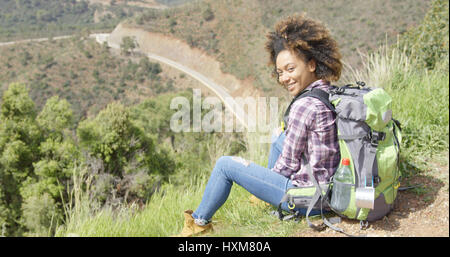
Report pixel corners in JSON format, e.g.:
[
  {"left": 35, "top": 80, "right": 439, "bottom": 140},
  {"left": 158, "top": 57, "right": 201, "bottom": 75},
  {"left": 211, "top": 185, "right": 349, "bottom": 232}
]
[
  {"left": 55, "top": 0, "right": 448, "bottom": 237},
  {"left": 130, "top": 0, "right": 430, "bottom": 95},
  {"left": 0, "top": 36, "right": 180, "bottom": 124}
]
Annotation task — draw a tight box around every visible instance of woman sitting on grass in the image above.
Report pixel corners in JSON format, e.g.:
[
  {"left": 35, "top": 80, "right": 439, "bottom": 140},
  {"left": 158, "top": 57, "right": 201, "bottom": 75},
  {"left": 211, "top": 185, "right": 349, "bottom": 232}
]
[{"left": 177, "top": 13, "right": 342, "bottom": 237}]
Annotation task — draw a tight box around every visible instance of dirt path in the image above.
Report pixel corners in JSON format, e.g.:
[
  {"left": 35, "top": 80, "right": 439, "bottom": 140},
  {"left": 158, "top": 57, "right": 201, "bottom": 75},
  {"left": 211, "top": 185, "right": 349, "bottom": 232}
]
[{"left": 295, "top": 152, "right": 449, "bottom": 237}]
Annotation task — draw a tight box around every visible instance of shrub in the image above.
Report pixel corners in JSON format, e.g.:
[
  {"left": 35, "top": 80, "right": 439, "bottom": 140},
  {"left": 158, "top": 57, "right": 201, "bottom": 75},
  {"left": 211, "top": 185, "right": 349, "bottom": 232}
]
[
  {"left": 77, "top": 102, "right": 177, "bottom": 206},
  {"left": 202, "top": 5, "right": 214, "bottom": 21},
  {"left": 120, "top": 36, "right": 139, "bottom": 56},
  {"left": 399, "top": 0, "right": 449, "bottom": 70},
  {"left": 21, "top": 192, "right": 61, "bottom": 236}
]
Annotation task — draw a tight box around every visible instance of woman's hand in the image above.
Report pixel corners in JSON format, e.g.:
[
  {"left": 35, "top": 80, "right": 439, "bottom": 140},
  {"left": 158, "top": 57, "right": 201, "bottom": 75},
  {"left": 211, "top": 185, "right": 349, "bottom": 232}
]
[
  {"left": 275, "top": 126, "right": 283, "bottom": 137},
  {"left": 271, "top": 127, "right": 283, "bottom": 143}
]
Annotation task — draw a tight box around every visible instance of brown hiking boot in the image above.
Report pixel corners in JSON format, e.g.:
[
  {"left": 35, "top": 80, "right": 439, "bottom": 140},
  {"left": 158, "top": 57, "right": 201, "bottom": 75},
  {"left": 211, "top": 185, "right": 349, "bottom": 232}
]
[{"left": 176, "top": 210, "right": 213, "bottom": 237}]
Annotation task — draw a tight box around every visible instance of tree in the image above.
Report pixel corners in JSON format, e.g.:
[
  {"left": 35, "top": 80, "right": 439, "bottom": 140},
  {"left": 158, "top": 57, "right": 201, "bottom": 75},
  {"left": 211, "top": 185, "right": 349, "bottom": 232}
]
[
  {"left": 0, "top": 83, "right": 42, "bottom": 236},
  {"left": 37, "top": 96, "right": 74, "bottom": 135},
  {"left": 29, "top": 95, "right": 78, "bottom": 209},
  {"left": 0, "top": 88, "right": 80, "bottom": 236},
  {"left": 120, "top": 36, "right": 139, "bottom": 56},
  {"left": 22, "top": 96, "right": 81, "bottom": 236}
]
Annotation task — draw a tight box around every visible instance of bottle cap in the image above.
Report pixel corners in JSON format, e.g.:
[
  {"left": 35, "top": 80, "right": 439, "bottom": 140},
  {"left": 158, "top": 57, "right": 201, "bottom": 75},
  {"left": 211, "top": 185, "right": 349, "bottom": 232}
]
[{"left": 342, "top": 158, "right": 350, "bottom": 166}]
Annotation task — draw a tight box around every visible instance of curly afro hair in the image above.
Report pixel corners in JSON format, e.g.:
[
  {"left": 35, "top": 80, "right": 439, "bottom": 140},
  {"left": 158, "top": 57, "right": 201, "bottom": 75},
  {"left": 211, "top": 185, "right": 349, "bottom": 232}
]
[{"left": 265, "top": 13, "right": 342, "bottom": 83}]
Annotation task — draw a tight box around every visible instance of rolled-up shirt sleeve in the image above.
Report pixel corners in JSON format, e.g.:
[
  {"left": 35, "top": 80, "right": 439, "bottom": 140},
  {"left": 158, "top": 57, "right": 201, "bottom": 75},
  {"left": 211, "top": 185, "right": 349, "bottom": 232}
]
[{"left": 272, "top": 100, "right": 315, "bottom": 177}]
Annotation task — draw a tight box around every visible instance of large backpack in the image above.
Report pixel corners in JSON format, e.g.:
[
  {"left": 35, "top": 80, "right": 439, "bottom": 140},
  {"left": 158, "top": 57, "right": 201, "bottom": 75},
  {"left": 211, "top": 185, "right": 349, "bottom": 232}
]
[{"left": 276, "top": 81, "right": 402, "bottom": 235}]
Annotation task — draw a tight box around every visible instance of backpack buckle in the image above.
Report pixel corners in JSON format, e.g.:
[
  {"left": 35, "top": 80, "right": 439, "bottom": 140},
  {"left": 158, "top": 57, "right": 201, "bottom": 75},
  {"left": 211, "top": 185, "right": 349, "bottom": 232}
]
[
  {"left": 336, "top": 87, "right": 346, "bottom": 94},
  {"left": 360, "top": 220, "right": 369, "bottom": 230},
  {"left": 356, "top": 81, "right": 366, "bottom": 87},
  {"left": 368, "top": 131, "right": 385, "bottom": 146},
  {"left": 373, "top": 175, "right": 381, "bottom": 185}
]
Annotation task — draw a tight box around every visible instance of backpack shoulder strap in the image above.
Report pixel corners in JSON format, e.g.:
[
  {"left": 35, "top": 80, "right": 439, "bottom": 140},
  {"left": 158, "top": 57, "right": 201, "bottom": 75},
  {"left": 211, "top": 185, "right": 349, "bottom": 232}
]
[
  {"left": 302, "top": 88, "right": 336, "bottom": 112},
  {"left": 283, "top": 88, "right": 335, "bottom": 129}
]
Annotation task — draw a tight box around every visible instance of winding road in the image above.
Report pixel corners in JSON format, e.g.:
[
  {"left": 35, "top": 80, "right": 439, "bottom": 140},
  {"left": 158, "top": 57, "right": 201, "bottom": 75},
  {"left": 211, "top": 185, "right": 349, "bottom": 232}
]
[
  {"left": 96, "top": 33, "right": 254, "bottom": 130},
  {"left": 0, "top": 35, "right": 72, "bottom": 47},
  {"left": 0, "top": 33, "right": 254, "bottom": 130}
]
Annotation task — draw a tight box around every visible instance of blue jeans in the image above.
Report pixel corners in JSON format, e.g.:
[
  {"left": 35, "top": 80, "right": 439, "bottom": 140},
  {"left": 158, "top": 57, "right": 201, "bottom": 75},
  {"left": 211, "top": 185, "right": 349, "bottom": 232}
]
[{"left": 192, "top": 131, "right": 321, "bottom": 224}]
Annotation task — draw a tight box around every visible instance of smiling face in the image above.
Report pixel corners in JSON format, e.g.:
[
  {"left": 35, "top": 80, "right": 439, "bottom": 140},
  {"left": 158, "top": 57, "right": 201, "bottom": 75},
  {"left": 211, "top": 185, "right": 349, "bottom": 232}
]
[{"left": 276, "top": 49, "right": 318, "bottom": 96}]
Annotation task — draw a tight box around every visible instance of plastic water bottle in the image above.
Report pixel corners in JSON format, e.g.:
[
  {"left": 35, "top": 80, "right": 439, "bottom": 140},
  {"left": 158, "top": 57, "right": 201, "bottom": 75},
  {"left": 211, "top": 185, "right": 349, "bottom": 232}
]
[{"left": 330, "top": 158, "right": 353, "bottom": 212}]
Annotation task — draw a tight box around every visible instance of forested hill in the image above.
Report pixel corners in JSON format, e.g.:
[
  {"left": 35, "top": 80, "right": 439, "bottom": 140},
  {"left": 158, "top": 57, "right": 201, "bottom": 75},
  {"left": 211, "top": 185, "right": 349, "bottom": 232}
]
[
  {"left": 130, "top": 0, "right": 431, "bottom": 95},
  {"left": 0, "top": 36, "right": 182, "bottom": 124},
  {"left": 0, "top": 0, "right": 146, "bottom": 41}
]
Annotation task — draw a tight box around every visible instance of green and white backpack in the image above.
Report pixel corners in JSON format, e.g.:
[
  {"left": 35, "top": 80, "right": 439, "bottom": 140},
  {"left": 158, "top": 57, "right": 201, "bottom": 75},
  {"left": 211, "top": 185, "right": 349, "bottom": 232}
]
[{"left": 276, "top": 81, "right": 402, "bottom": 235}]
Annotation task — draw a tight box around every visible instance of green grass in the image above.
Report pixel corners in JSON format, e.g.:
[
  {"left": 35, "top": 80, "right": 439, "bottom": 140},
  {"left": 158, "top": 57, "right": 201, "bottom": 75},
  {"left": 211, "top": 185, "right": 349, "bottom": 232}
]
[
  {"left": 345, "top": 43, "right": 449, "bottom": 168},
  {"left": 56, "top": 160, "right": 316, "bottom": 237}
]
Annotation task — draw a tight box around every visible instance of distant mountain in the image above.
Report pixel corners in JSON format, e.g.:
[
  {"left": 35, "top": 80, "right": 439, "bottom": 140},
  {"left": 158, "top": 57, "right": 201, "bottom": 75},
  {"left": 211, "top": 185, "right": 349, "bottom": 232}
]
[{"left": 0, "top": 0, "right": 147, "bottom": 41}]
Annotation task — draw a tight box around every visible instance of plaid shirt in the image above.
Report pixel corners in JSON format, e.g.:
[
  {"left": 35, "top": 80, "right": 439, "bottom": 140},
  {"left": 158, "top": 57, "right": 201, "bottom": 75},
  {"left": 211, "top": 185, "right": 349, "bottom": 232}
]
[{"left": 272, "top": 80, "right": 340, "bottom": 187}]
